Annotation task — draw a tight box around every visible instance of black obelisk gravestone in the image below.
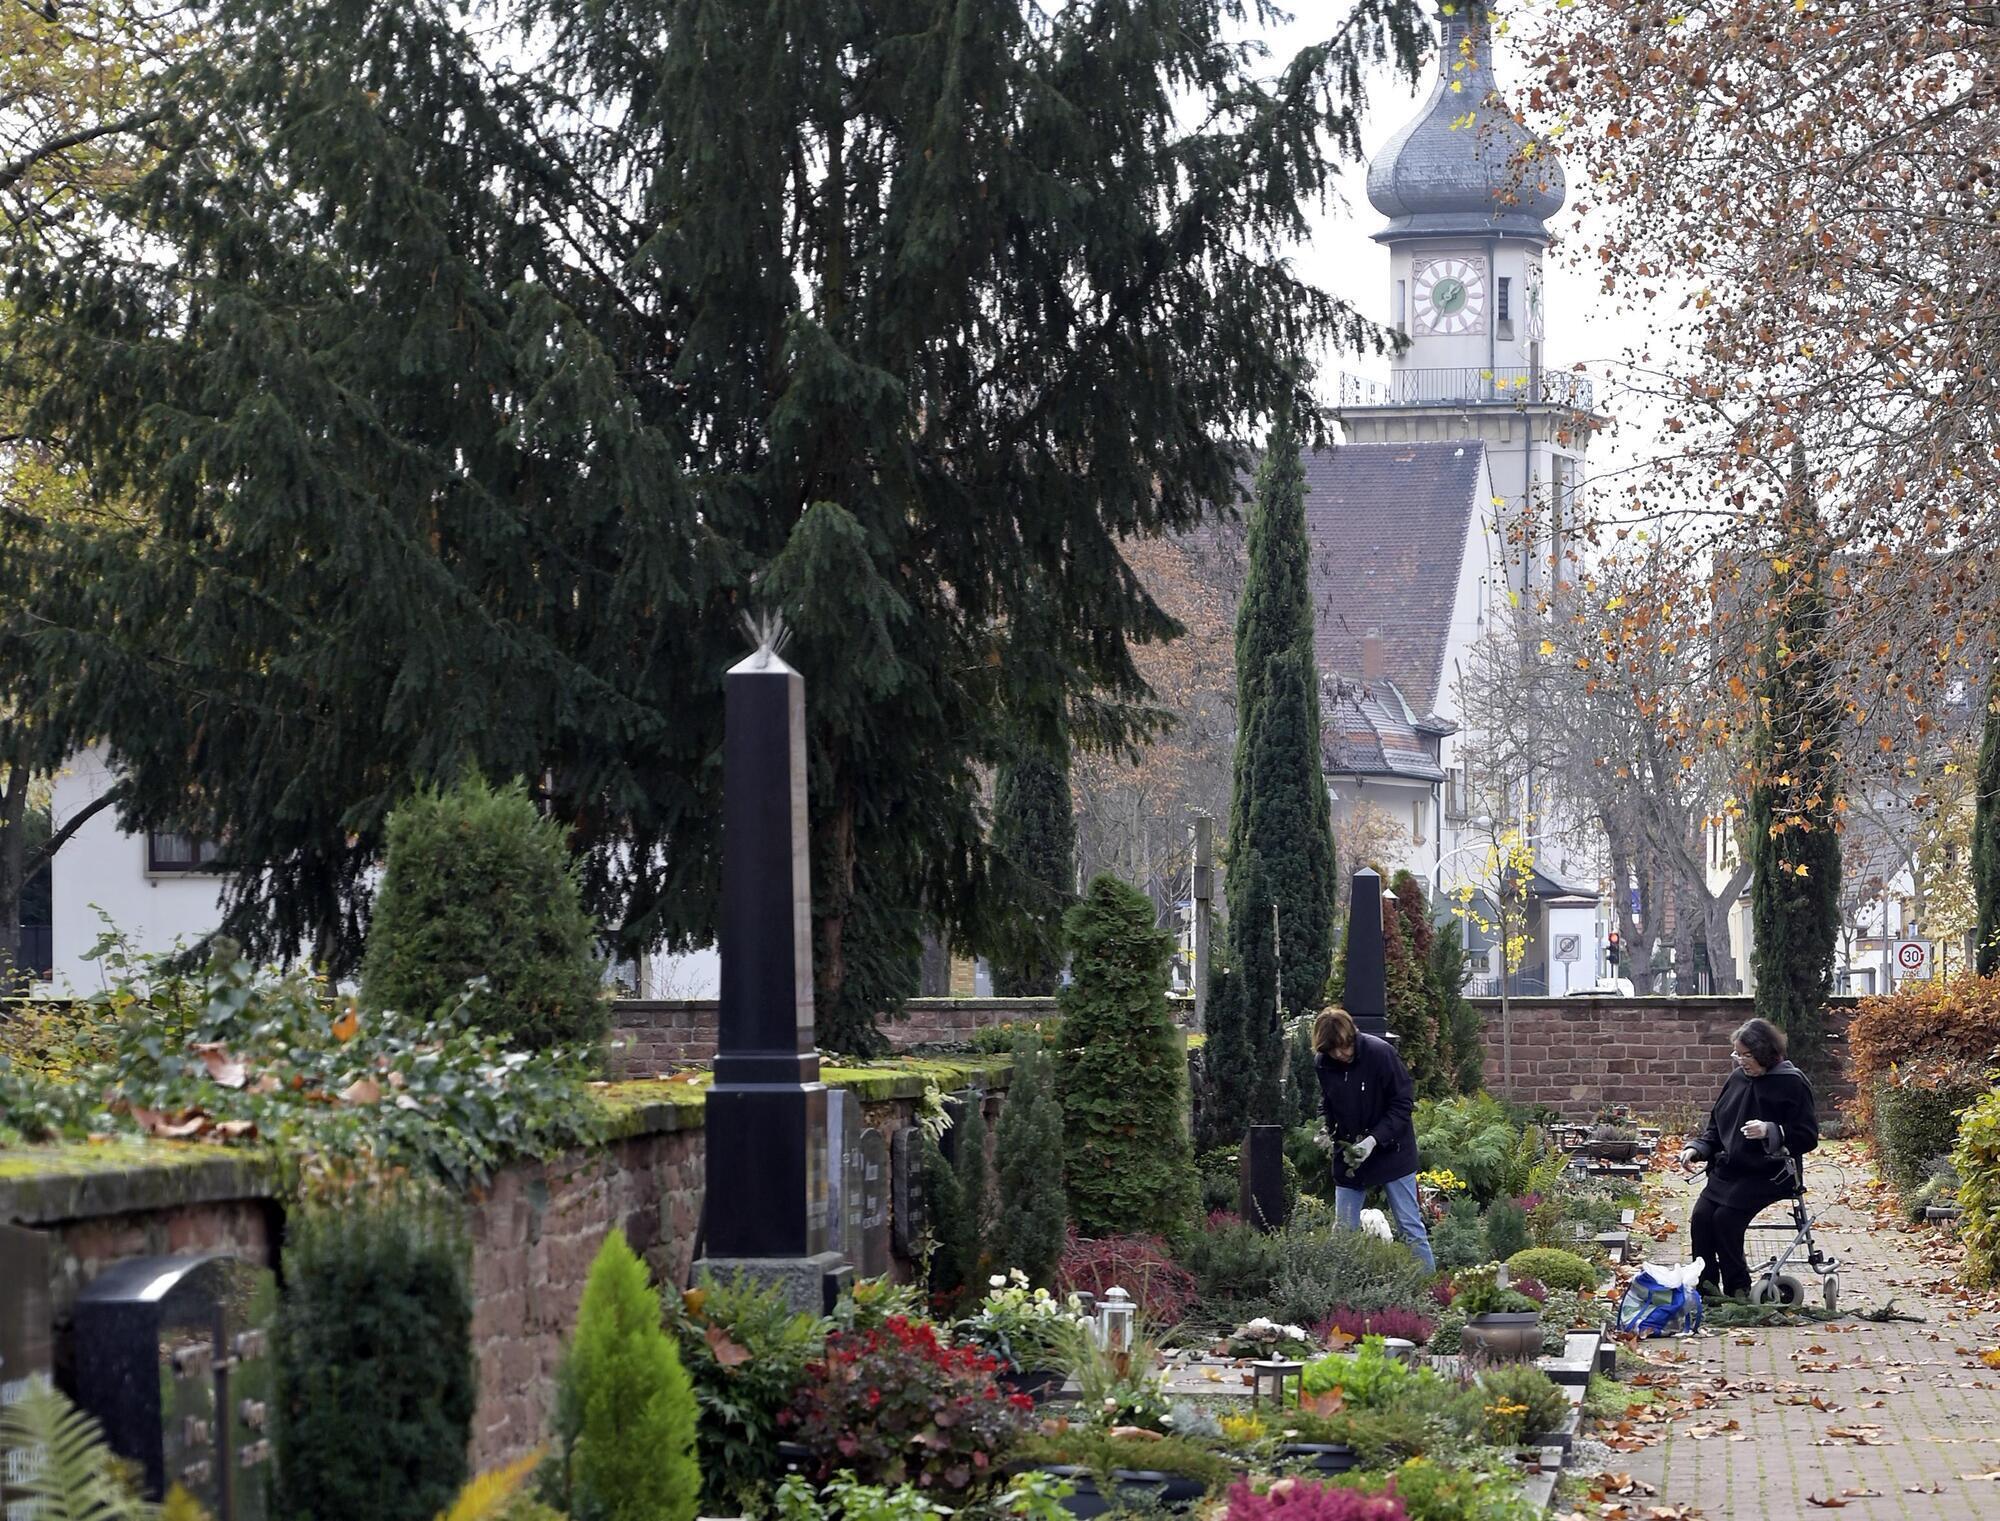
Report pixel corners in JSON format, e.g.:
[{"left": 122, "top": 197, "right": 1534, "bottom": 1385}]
[
  {"left": 1344, "top": 867, "right": 1390, "bottom": 1040},
  {"left": 692, "top": 642, "right": 852, "bottom": 1312}
]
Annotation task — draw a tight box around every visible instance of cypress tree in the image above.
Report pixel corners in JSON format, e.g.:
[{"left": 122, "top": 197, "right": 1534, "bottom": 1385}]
[
  {"left": 1, "top": 0, "right": 1424, "bottom": 1049},
  {"left": 1431, "top": 918, "right": 1483, "bottom": 1095},
  {"left": 1386, "top": 870, "right": 1445, "bottom": 1097},
  {"left": 991, "top": 1038, "right": 1068, "bottom": 1287},
  {"left": 1227, "top": 420, "right": 1338, "bottom": 1023},
  {"left": 1057, "top": 874, "right": 1199, "bottom": 1237},
  {"left": 1199, "top": 849, "right": 1283, "bottom": 1149},
  {"left": 1749, "top": 450, "right": 1843, "bottom": 1063},
  {"left": 1976, "top": 670, "right": 2000, "bottom": 977},
  {"left": 991, "top": 740, "right": 1077, "bottom": 997}
]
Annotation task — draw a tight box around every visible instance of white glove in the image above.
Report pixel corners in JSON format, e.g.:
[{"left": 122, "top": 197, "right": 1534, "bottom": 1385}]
[
  {"left": 1740, "top": 1120, "right": 1770, "bottom": 1141},
  {"left": 1679, "top": 1147, "right": 1699, "bottom": 1167},
  {"left": 1353, "top": 1135, "right": 1378, "bottom": 1162}
]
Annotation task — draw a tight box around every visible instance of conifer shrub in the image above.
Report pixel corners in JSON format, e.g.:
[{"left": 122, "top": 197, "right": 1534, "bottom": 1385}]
[
  {"left": 1481, "top": 1200, "right": 1531, "bottom": 1263},
  {"left": 550, "top": 1230, "right": 701, "bottom": 1521},
  {"left": 991, "top": 1038, "right": 1068, "bottom": 1286},
  {"left": 1871, "top": 1058, "right": 1988, "bottom": 1194},
  {"left": 1057, "top": 873, "right": 1198, "bottom": 1236},
  {"left": 274, "top": 1183, "right": 475, "bottom": 1521},
  {"left": 361, "top": 773, "right": 608, "bottom": 1050},
  {"left": 949, "top": 1092, "right": 993, "bottom": 1301}
]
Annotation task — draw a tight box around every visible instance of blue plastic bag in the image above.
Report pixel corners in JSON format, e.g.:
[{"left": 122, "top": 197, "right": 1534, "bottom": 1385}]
[{"left": 1617, "top": 1263, "right": 1705, "bottom": 1337}]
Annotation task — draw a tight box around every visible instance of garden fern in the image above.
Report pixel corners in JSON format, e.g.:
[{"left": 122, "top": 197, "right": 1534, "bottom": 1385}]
[{"left": 0, "top": 1379, "right": 157, "bottom": 1521}]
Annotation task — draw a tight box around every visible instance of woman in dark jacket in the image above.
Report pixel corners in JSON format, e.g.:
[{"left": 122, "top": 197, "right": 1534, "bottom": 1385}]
[
  {"left": 1313, "top": 1006, "right": 1434, "bottom": 1269},
  {"left": 1679, "top": 1016, "right": 1819, "bottom": 1298}
]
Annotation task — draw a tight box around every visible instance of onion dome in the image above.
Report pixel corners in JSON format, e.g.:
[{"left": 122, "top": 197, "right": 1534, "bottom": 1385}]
[{"left": 1366, "top": 4, "right": 1566, "bottom": 244}]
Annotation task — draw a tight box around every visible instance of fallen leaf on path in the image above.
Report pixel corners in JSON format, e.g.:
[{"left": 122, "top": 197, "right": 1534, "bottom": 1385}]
[
  {"left": 1805, "top": 1498, "right": 1846, "bottom": 1510},
  {"left": 1904, "top": 1481, "right": 1943, "bottom": 1494},
  {"left": 1961, "top": 1471, "right": 2000, "bottom": 1482}
]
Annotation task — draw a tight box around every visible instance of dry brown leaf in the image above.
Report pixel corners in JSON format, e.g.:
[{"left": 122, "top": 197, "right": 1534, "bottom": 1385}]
[
  {"left": 331, "top": 1008, "right": 360, "bottom": 1042},
  {"left": 213, "top": 1119, "right": 258, "bottom": 1140},
  {"left": 339, "top": 1076, "right": 382, "bottom": 1106},
  {"left": 705, "top": 1325, "right": 750, "bottom": 1368}
]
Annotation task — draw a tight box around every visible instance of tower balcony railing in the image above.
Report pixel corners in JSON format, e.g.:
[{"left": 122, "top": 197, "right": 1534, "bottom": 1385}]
[{"left": 1337, "top": 366, "right": 1596, "bottom": 414}]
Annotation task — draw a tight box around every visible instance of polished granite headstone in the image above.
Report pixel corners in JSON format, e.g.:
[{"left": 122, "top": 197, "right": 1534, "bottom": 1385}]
[
  {"left": 1343, "top": 867, "right": 1390, "bottom": 1040},
  {"left": 72, "top": 1254, "right": 277, "bottom": 1520},
  {"left": 0, "top": 1224, "right": 53, "bottom": 1515},
  {"left": 890, "top": 1126, "right": 927, "bottom": 1261},
  {"left": 826, "top": 1087, "right": 863, "bottom": 1266},
  {"left": 692, "top": 641, "right": 850, "bottom": 1312},
  {"left": 857, "top": 1129, "right": 891, "bottom": 1278}
]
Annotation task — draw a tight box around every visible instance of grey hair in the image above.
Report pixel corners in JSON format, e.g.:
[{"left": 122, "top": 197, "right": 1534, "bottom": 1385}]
[{"left": 1733, "top": 1017, "right": 1787, "bottom": 1070}]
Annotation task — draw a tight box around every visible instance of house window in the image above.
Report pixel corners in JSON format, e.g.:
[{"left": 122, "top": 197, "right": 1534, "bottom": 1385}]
[
  {"left": 1393, "top": 279, "right": 1407, "bottom": 333},
  {"left": 1411, "top": 799, "right": 1427, "bottom": 847},
  {"left": 1444, "top": 767, "right": 1469, "bottom": 822},
  {"left": 147, "top": 830, "right": 222, "bottom": 874}
]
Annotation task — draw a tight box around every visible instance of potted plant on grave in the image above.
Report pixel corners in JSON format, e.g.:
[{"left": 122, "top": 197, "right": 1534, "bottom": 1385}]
[
  {"left": 955, "top": 1271, "right": 1092, "bottom": 1402},
  {"left": 1448, "top": 1267, "right": 1543, "bottom": 1364},
  {"left": 1007, "top": 1427, "right": 1236, "bottom": 1517},
  {"left": 1579, "top": 1120, "right": 1640, "bottom": 1163}
]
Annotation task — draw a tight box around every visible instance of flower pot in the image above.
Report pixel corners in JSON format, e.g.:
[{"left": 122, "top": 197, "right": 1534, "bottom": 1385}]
[
  {"left": 1000, "top": 1367, "right": 1068, "bottom": 1403},
  {"left": 1460, "top": 1311, "right": 1543, "bottom": 1364},
  {"left": 1276, "top": 1442, "right": 1358, "bottom": 1475}
]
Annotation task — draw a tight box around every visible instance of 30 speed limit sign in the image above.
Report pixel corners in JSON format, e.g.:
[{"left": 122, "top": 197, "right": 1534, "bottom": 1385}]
[{"left": 1895, "top": 941, "right": 1930, "bottom": 973}]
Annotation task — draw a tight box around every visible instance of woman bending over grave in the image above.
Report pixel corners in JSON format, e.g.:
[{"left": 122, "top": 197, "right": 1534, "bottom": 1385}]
[
  {"left": 1313, "top": 1005, "right": 1434, "bottom": 1270},
  {"left": 1678, "top": 1017, "right": 1819, "bottom": 1299}
]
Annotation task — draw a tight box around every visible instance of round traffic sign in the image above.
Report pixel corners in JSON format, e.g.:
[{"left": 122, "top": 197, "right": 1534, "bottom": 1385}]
[{"left": 1896, "top": 941, "right": 1927, "bottom": 971}]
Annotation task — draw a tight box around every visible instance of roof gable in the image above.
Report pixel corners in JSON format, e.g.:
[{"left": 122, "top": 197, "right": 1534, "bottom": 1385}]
[{"left": 1304, "top": 441, "right": 1484, "bottom": 712}]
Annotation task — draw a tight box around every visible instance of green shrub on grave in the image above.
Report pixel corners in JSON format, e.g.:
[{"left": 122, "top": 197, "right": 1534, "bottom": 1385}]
[
  {"left": 1872, "top": 1060, "right": 1989, "bottom": 1196},
  {"left": 361, "top": 773, "right": 608, "bottom": 1050},
  {"left": 274, "top": 1183, "right": 475, "bottom": 1521},
  {"left": 549, "top": 1230, "right": 700, "bottom": 1521},
  {"left": 991, "top": 1037, "right": 1069, "bottom": 1287},
  {"left": 1056, "top": 875, "right": 1199, "bottom": 1237},
  {"left": 1504, "top": 1247, "right": 1601, "bottom": 1293}
]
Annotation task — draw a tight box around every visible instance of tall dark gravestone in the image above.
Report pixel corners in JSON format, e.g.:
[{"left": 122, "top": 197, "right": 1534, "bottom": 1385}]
[
  {"left": 693, "top": 640, "right": 851, "bottom": 1312},
  {"left": 1343, "top": 867, "right": 1390, "bottom": 1039},
  {"left": 71, "top": 1254, "right": 277, "bottom": 1521},
  {"left": 0, "top": 1224, "right": 54, "bottom": 1515}
]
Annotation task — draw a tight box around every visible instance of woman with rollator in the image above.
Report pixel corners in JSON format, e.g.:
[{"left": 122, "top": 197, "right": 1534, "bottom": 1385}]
[{"left": 1678, "top": 1017, "right": 1820, "bottom": 1299}]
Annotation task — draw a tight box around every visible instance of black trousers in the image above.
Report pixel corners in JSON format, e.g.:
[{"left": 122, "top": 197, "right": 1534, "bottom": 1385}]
[{"left": 1689, "top": 1191, "right": 1763, "bottom": 1298}]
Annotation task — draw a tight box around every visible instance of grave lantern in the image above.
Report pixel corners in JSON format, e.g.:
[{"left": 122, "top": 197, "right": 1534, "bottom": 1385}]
[
  {"left": 1249, "top": 1357, "right": 1304, "bottom": 1410},
  {"left": 1094, "top": 1286, "right": 1135, "bottom": 1358}
]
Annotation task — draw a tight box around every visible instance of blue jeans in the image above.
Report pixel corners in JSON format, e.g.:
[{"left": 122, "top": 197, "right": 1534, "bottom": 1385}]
[{"left": 1334, "top": 1173, "right": 1436, "bottom": 1271}]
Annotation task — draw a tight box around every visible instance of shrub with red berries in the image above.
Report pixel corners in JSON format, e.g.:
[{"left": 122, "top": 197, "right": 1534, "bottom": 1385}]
[{"left": 781, "top": 1315, "right": 1031, "bottom": 1494}]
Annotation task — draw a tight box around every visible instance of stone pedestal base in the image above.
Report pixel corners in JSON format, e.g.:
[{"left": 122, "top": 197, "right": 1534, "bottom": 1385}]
[{"left": 692, "top": 1252, "right": 853, "bottom": 1315}]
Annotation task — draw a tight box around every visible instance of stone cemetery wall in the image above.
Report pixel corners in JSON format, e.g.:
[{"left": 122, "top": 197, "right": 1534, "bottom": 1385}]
[
  {"left": 608, "top": 996, "right": 1059, "bottom": 1073},
  {"left": 1472, "top": 996, "right": 1858, "bottom": 1120},
  {"left": 0, "top": 1060, "right": 1012, "bottom": 1474}
]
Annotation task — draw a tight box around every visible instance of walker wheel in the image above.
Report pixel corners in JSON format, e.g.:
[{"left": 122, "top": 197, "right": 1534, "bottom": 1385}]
[
  {"left": 1751, "top": 1275, "right": 1805, "bottom": 1307},
  {"left": 1822, "top": 1274, "right": 1839, "bottom": 1314}
]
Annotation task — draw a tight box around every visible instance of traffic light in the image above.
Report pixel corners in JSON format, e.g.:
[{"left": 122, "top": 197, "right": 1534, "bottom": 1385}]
[{"left": 1606, "top": 931, "right": 1621, "bottom": 968}]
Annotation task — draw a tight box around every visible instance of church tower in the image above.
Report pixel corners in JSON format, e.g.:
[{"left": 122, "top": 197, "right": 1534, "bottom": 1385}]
[{"left": 1336, "top": 3, "right": 1598, "bottom": 601}]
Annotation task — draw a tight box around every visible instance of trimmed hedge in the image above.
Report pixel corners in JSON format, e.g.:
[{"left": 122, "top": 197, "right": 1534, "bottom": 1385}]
[
  {"left": 1872, "top": 1061, "right": 1990, "bottom": 1196},
  {"left": 1846, "top": 976, "right": 2000, "bottom": 1126}
]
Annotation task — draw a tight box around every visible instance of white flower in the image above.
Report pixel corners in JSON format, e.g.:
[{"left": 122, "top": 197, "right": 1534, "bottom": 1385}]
[{"left": 990, "top": 1274, "right": 1008, "bottom": 1288}]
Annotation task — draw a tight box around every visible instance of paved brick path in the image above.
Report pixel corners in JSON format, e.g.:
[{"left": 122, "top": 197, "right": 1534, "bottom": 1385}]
[{"left": 1596, "top": 1141, "right": 2000, "bottom": 1519}]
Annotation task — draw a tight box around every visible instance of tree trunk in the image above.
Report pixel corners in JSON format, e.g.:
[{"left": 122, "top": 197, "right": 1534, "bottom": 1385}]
[
  {"left": 1702, "top": 870, "right": 1749, "bottom": 995},
  {"left": 0, "top": 765, "right": 28, "bottom": 992},
  {"left": 1672, "top": 877, "right": 1697, "bottom": 995}
]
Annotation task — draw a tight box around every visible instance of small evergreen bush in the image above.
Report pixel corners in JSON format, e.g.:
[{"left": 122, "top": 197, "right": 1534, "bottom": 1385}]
[
  {"left": 1057, "top": 874, "right": 1198, "bottom": 1236},
  {"left": 1182, "top": 1217, "right": 1284, "bottom": 1304},
  {"left": 362, "top": 773, "right": 608, "bottom": 1050},
  {"left": 1482, "top": 1199, "right": 1531, "bottom": 1262},
  {"left": 951, "top": 1093, "right": 993, "bottom": 1299},
  {"left": 1474, "top": 1364, "right": 1568, "bottom": 1445},
  {"left": 1872, "top": 1060, "right": 1989, "bottom": 1195},
  {"left": 1258, "top": 1228, "right": 1432, "bottom": 1327},
  {"left": 553, "top": 1230, "right": 701, "bottom": 1521},
  {"left": 991, "top": 1038, "right": 1068, "bottom": 1286},
  {"left": 1428, "top": 1199, "right": 1487, "bottom": 1271},
  {"left": 1503, "top": 1248, "right": 1598, "bottom": 1293},
  {"left": 274, "top": 1183, "right": 475, "bottom": 1521}
]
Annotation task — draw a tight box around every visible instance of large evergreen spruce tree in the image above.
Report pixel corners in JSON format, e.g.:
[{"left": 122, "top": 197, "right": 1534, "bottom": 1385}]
[
  {"left": 0, "top": 1, "right": 1424, "bottom": 1050},
  {"left": 991, "top": 740, "right": 1077, "bottom": 996},
  {"left": 1976, "top": 670, "right": 2000, "bottom": 978},
  {"left": 1057, "top": 874, "right": 1198, "bottom": 1237},
  {"left": 1749, "top": 450, "right": 1843, "bottom": 1062}
]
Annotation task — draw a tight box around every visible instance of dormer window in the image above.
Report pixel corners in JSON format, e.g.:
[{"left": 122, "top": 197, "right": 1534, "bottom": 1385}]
[{"left": 1496, "top": 277, "right": 1513, "bottom": 340}]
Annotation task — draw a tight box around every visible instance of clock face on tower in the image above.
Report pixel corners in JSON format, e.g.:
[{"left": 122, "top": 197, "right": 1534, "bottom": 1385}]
[{"left": 1414, "top": 256, "right": 1487, "bottom": 336}]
